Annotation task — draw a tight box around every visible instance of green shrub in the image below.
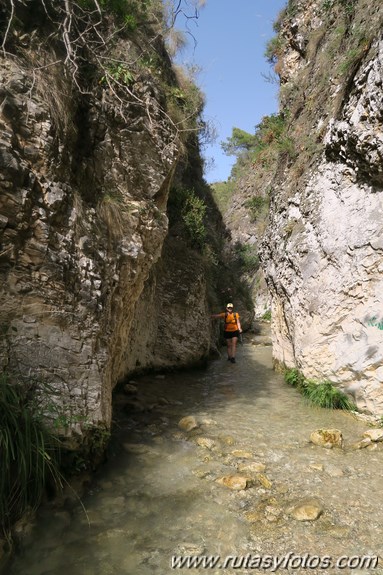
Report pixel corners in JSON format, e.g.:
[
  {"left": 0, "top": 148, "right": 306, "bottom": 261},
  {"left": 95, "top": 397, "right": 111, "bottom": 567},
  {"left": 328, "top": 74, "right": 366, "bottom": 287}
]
[
  {"left": 0, "top": 373, "right": 62, "bottom": 534},
  {"left": 168, "top": 187, "right": 207, "bottom": 250},
  {"left": 100, "top": 63, "right": 135, "bottom": 86},
  {"left": 78, "top": 0, "right": 151, "bottom": 26},
  {"left": 99, "top": 0, "right": 150, "bottom": 24},
  {"left": 234, "top": 243, "right": 260, "bottom": 274},
  {"left": 211, "top": 180, "right": 235, "bottom": 214},
  {"left": 165, "top": 72, "right": 205, "bottom": 139},
  {"left": 182, "top": 192, "right": 206, "bottom": 249},
  {"left": 264, "top": 36, "right": 284, "bottom": 64},
  {"left": 261, "top": 309, "right": 271, "bottom": 321},
  {"left": 245, "top": 196, "right": 269, "bottom": 222},
  {"left": 322, "top": 0, "right": 356, "bottom": 15},
  {"left": 284, "top": 368, "right": 355, "bottom": 410},
  {"left": 302, "top": 380, "right": 356, "bottom": 410},
  {"left": 284, "top": 368, "right": 306, "bottom": 390}
]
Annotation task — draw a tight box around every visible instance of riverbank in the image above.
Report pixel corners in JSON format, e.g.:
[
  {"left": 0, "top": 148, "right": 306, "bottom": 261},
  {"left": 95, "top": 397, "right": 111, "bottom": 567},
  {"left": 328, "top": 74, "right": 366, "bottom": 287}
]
[{"left": 7, "top": 342, "right": 383, "bottom": 574}]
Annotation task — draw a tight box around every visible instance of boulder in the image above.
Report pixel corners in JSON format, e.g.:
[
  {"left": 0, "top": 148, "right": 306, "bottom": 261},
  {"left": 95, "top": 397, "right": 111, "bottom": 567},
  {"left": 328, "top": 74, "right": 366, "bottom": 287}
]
[{"left": 310, "top": 429, "right": 343, "bottom": 448}]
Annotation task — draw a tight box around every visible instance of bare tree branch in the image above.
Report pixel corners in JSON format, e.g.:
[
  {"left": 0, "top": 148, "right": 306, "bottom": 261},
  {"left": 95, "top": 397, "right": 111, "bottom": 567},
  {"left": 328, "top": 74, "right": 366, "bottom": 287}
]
[
  {"left": 1, "top": 0, "right": 206, "bottom": 148},
  {"left": 1, "top": 0, "right": 15, "bottom": 54}
]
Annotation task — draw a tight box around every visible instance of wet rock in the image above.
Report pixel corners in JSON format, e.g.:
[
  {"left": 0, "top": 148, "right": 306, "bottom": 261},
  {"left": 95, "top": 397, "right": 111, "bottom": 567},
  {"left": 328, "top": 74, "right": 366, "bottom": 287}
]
[
  {"left": 97, "top": 497, "right": 126, "bottom": 516},
  {"left": 200, "top": 418, "right": 217, "bottom": 426},
  {"left": 237, "top": 461, "right": 266, "bottom": 474},
  {"left": 98, "top": 480, "right": 114, "bottom": 490},
  {"left": 221, "top": 435, "right": 235, "bottom": 445},
  {"left": 178, "top": 416, "right": 198, "bottom": 432},
  {"left": 201, "top": 454, "right": 213, "bottom": 463},
  {"left": 255, "top": 473, "right": 273, "bottom": 489},
  {"left": 362, "top": 429, "right": 383, "bottom": 442},
  {"left": 216, "top": 475, "right": 251, "bottom": 491},
  {"left": 275, "top": 483, "right": 289, "bottom": 495},
  {"left": 12, "top": 508, "right": 36, "bottom": 545},
  {"left": 123, "top": 443, "right": 151, "bottom": 454},
  {"left": 350, "top": 437, "right": 372, "bottom": 450},
  {"left": 188, "top": 428, "right": 203, "bottom": 439},
  {"left": 288, "top": 498, "right": 323, "bottom": 521},
  {"left": 316, "top": 519, "right": 351, "bottom": 539},
  {"left": 175, "top": 543, "right": 205, "bottom": 555},
  {"left": 123, "top": 383, "right": 137, "bottom": 394},
  {"left": 264, "top": 505, "right": 282, "bottom": 522},
  {"left": 310, "top": 429, "right": 343, "bottom": 448},
  {"left": 308, "top": 463, "right": 324, "bottom": 472},
  {"left": 192, "top": 468, "right": 212, "bottom": 479},
  {"left": 324, "top": 465, "right": 344, "bottom": 477},
  {"left": 195, "top": 437, "right": 216, "bottom": 450},
  {"left": 60, "top": 472, "right": 92, "bottom": 506},
  {"left": 123, "top": 399, "right": 146, "bottom": 413},
  {"left": 231, "top": 449, "right": 253, "bottom": 459},
  {"left": 245, "top": 510, "right": 263, "bottom": 523},
  {"left": 157, "top": 396, "right": 170, "bottom": 405}
]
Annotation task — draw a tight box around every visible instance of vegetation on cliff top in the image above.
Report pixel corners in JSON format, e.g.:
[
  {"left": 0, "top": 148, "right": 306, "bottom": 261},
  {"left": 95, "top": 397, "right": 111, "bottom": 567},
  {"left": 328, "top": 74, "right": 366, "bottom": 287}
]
[{"left": 0, "top": 0, "right": 207, "bottom": 145}]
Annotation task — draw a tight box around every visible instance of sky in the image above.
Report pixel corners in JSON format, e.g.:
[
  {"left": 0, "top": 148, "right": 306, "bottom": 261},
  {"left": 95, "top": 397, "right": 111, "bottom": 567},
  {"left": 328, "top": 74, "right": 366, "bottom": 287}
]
[{"left": 176, "top": 0, "right": 288, "bottom": 183}]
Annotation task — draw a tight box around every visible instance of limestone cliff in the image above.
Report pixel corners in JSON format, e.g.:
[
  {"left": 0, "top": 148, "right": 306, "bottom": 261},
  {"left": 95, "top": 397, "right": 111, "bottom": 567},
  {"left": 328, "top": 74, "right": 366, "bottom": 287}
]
[
  {"left": 258, "top": 0, "right": 383, "bottom": 414},
  {"left": 0, "top": 1, "right": 228, "bottom": 444}
]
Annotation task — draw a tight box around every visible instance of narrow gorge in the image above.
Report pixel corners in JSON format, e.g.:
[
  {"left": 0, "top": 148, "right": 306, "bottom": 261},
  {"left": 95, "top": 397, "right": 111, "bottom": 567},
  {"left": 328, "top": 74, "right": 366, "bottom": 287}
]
[
  {"left": 221, "top": 0, "right": 383, "bottom": 414},
  {"left": 1, "top": 0, "right": 383, "bottom": 569}
]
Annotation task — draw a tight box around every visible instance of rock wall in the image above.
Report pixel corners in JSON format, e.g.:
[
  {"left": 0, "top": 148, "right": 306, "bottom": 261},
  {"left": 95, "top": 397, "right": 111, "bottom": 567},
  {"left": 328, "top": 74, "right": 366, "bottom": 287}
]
[
  {"left": 0, "top": 8, "right": 216, "bottom": 439},
  {"left": 260, "top": 0, "right": 383, "bottom": 414},
  {"left": 126, "top": 236, "right": 211, "bottom": 373}
]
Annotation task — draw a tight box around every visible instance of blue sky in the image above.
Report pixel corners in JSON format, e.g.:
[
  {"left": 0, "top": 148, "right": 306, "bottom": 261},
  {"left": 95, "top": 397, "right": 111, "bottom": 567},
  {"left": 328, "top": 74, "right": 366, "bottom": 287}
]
[{"left": 177, "top": 0, "right": 287, "bottom": 183}]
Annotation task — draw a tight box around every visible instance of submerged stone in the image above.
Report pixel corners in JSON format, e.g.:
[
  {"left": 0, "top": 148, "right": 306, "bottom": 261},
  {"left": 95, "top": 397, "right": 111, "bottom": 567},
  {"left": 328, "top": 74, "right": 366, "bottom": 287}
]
[
  {"left": 289, "top": 498, "right": 323, "bottom": 521},
  {"left": 216, "top": 475, "right": 250, "bottom": 491},
  {"left": 231, "top": 449, "right": 253, "bottom": 459},
  {"left": 237, "top": 461, "right": 267, "bottom": 474},
  {"left": 178, "top": 416, "right": 198, "bottom": 432},
  {"left": 310, "top": 429, "right": 343, "bottom": 448},
  {"left": 362, "top": 429, "right": 383, "bottom": 442}
]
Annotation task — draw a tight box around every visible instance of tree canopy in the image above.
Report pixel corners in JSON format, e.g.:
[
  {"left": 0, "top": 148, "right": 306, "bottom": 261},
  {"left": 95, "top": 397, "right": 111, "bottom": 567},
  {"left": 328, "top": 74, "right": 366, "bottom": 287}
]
[{"left": 221, "top": 127, "right": 258, "bottom": 157}]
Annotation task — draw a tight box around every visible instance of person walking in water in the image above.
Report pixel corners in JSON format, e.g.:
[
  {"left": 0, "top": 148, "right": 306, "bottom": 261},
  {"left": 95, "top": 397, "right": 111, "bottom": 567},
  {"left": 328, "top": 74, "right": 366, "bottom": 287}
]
[{"left": 211, "top": 303, "right": 242, "bottom": 363}]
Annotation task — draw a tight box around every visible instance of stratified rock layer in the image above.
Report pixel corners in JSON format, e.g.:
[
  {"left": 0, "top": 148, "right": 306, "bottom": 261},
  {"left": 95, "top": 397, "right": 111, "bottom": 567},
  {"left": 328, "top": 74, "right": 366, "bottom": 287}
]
[
  {"left": 260, "top": 1, "right": 383, "bottom": 414},
  {"left": 0, "top": 40, "right": 211, "bottom": 437}
]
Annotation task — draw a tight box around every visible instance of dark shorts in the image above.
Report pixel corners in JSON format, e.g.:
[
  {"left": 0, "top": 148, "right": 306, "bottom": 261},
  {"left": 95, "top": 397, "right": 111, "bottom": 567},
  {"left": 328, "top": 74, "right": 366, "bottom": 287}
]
[{"left": 224, "top": 330, "right": 240, "bottom": 340}]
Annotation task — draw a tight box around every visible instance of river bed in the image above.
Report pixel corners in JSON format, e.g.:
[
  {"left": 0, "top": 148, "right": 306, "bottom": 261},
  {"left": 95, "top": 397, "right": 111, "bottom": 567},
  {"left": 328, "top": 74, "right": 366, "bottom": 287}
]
[{"left": 7, "top": 341, "right": 383, "bottom": 574}]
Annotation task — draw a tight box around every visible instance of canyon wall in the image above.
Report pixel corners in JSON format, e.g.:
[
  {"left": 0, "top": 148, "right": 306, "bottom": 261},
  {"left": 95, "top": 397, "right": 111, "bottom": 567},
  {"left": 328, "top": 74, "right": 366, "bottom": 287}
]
[
  {"left": 0, "top": 2, "right": 223, "bottom": 442},
  {"left": 260, "top": 0, "right": 383, "bottom": 414}
]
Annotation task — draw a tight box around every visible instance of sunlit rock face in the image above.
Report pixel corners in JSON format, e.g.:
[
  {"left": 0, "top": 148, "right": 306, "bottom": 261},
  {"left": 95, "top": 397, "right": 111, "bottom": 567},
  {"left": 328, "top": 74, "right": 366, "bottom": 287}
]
[
  {"left": 260, "top": 2, "right": 383, "bottom": 415},
  {"left": 0, "top": 52, "right": 183, "bottom": 432}
]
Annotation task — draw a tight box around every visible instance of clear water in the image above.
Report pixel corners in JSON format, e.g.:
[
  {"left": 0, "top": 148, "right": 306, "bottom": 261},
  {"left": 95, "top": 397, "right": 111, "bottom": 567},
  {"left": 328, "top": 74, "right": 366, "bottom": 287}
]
[{"left": 7, "top": 343, "right": 383, "bottom": 574}]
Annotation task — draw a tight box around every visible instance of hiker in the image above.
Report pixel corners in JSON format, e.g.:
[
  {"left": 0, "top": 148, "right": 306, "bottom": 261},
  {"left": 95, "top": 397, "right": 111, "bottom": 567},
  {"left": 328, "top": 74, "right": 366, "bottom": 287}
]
[{"left": 211, "top": 303, "right": 242, "bottom": 363}]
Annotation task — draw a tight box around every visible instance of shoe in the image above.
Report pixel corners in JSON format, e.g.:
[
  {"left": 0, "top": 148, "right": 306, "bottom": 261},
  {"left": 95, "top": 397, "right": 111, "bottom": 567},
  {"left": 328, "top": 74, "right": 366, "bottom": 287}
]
[
  {"left": 230, "top": 357, "right": 236, "bottom": 363},
  {"left": 227, "top": 357, "right": 231, "bottom": 361}
]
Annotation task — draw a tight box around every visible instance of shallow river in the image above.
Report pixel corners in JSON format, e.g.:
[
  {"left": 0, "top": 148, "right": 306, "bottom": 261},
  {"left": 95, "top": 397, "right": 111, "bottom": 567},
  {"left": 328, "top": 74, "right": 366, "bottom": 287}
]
[{"left": 7, "top": 340, "right": 383, "bottom": 575}]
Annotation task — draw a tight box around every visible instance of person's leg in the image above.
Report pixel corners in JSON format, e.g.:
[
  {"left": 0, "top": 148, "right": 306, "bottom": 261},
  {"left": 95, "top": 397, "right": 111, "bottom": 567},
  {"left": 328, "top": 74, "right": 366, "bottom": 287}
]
[
  {"left": 226, "top": 337, "right": 233, "bottom": 359},
  {"left": 231, "top": 336, "right": 238, "bottom": 362}
]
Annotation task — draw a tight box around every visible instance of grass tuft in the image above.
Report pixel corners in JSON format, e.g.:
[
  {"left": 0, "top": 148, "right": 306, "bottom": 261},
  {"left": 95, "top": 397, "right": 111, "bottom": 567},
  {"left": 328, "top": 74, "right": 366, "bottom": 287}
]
[
  {"left": 302, "top": 380, "right": 356, "bottom": 410},
  {"left": 284, "top": 368, "right": 355, "bottom": 410},
  {"left": 0, "top": 373, "right": 62, "bottom": 536}
]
